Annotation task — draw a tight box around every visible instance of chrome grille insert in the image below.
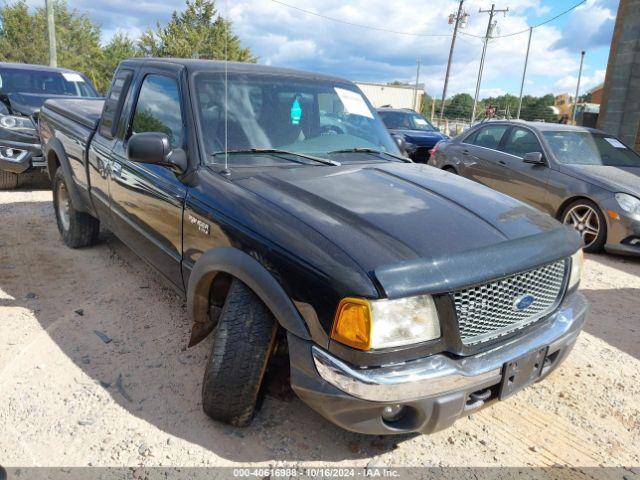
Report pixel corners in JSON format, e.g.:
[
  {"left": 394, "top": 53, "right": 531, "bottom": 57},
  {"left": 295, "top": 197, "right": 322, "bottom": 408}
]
[{"left": 452, "top": 260, "right": 567, "bottom": 346}]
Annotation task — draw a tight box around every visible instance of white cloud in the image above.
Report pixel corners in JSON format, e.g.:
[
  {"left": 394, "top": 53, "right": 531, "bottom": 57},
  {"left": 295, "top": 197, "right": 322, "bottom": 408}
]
[{"left": 554, "top": 68, "right": 606, "bottom": 93}]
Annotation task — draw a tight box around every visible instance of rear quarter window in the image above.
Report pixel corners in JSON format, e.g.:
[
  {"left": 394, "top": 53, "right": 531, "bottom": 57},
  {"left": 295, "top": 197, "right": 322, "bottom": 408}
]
[{"left": 98, "top": 69, "right": 133, "bottom": 139}]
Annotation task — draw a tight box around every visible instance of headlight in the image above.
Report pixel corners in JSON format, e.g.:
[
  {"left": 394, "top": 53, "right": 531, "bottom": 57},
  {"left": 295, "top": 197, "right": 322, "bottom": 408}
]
[
  {"left": 568, "top": 249, "right": 584, "bottom": 291},
  {"left": 331, "top": 295, "right": 441, "bottom": 350},
  {"left": 615, "top": 193, "right": 640, "bottom": 215},
  {"left": 0, "top": 115, "right": 36, "bottom": 132}
]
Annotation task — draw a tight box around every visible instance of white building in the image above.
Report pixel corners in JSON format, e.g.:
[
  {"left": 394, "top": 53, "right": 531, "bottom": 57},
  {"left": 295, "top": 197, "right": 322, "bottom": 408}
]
[{"left": 355, "top": 82, "right": 425, "bottom": 112}]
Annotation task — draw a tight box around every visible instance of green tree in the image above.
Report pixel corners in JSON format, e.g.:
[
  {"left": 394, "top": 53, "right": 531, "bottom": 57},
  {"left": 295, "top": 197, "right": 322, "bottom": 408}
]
[
  {"left": 444, "top": 93, "right": 475, "bottom": 119},
  {"left": 100, "top": 32, "right": 141, "bottom": 89},
  {"left": 0, "top": 0, "right": 106, "bottom": 90},
  {"left": 139, "top": 0, "right": 255, "bottom": 62}
]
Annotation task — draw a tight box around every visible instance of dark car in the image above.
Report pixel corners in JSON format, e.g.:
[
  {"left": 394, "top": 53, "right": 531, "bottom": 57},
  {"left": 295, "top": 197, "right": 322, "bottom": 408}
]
[
  {"left": 377, "top": 107, "right": 448, "bottom": 163},
  {"left": 429, "top": 120, "right": 640, "bottom": 256},
  {"left": 38, "top": 59, "right": 586, "bottom": 435},
  {"left": 0, "top": 62, "right": 99, "bottom": 189}
]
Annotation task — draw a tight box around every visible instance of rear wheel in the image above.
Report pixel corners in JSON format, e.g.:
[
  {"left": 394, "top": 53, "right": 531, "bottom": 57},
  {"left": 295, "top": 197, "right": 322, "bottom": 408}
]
[
  {"left": 0, "top": 170, "right": 19, "bottom": 189},
  {"left": 53, "top": 169, "right": 100, "bottom": 248},
  {"left": 202, "top": 278, "right": 278, "bottom": 427},
  {"left": 561, "top": 199, "right": 606, "bottom": 253},
  {"left": 443, "top": 166, "right": 458, "bottom": 175}
]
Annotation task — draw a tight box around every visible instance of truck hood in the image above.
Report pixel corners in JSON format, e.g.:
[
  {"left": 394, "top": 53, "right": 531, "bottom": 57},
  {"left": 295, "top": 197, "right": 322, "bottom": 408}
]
[
  {"left": 234, "top": 162, "right": 580, "bottom": 297},
  {"left": 559, "top": 164, "right": 640, "bottom": 196}
]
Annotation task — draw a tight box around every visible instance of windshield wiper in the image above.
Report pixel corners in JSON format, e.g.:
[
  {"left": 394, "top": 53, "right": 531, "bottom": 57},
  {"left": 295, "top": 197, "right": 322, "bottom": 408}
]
[
  {"left": 212, "top": 149, "right": 341, "bottom": 167},
  {"left": 327, "top": 148, "right": 412, "bottom": 163}
]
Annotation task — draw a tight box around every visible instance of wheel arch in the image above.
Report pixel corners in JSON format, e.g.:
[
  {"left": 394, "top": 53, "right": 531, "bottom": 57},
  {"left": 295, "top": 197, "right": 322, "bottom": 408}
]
[
  {"left": 186, "top": 247, "right": 312, "bottom": 347},
  {"left": 43, "top": 138, "right": 92, "bottom": 214},
  {"left": 555, "top": 195, "right": 602, "bottom": 220}
]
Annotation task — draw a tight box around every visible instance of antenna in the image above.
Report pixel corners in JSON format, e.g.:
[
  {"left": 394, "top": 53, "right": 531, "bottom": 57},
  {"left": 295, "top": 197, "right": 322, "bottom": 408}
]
[{"left": 223, "top": 0, "right": 230, "bottom": 174}]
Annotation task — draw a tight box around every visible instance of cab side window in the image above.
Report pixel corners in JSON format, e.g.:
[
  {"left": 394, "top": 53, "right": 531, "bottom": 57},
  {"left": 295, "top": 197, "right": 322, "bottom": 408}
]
[
  {"left": 99, "top": 69, "right": 133, "bottom": 139},
  {"left": 502, "top": 127, "right": 542, "bottom": 158},
  {"left": 470, "top": 125, "right": 509, "bottom": 150},
  {"left": 131, "top": 75, "right": 184, "bottom": 148}
]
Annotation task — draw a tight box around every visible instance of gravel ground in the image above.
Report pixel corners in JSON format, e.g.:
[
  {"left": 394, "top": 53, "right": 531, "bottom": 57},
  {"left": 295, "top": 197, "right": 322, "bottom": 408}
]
[{"left": 0, "top": 185, "right": 639, "bottom": 473}]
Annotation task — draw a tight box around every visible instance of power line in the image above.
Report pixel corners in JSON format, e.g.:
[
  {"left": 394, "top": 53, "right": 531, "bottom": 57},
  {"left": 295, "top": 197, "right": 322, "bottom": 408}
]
[
  {"left": 460, "top": 0, "right": 586, "bottom": 39},
  {"left": 270, "top": 0, "right": 451, "bottom": 37},
  {"left": 270, "top": 0, "right": 586, "bottom": 40}
]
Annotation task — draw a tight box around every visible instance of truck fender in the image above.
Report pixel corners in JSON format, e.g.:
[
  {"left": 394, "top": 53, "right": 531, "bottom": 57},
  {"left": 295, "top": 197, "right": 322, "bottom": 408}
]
[
  {"left": 186, "top": 247, "right": 311, "bottom": 347},
  {"left": 44, "top": 138, "right": 91, "bottom": 214}
]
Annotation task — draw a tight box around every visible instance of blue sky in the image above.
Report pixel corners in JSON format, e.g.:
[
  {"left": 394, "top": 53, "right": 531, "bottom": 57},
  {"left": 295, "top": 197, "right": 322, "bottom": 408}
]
[{"left": 59, "top": 0, "right": 617, "bottom": 98}]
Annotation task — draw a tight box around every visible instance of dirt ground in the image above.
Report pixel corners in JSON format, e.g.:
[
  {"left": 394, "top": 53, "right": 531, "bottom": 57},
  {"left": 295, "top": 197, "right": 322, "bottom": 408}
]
[{"left": 1, "top": 181, "right": 639, "bottom": 472}]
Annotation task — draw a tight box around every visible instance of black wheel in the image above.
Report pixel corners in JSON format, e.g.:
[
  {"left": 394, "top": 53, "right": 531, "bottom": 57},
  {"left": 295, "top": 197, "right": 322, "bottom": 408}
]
[
  {"left": 561, "top": 199, "right": 607, "bottom": 253},
  {"left": 202, "top": 278, "right": 278, "bottom": 427},
  {"left": 0, "top": 170, "right": 19, "bottom": 189},
  {"left": 443, "top": 166, "right": 458, "bottom": 175},
  {"left": 52, "top": 169, "right": 100, "bottom": 248}
]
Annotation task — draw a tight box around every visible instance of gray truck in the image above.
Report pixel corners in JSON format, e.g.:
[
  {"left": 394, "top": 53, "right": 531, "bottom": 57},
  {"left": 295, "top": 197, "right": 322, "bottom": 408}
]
[{"left": 38, "top": 58, "right": 588, "bottom": 435}]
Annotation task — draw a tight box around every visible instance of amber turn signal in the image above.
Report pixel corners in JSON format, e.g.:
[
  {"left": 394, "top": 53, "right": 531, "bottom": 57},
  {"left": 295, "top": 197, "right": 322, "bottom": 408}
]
[{"left": 331, "top": 298, "right": 372, "bottom": 350}]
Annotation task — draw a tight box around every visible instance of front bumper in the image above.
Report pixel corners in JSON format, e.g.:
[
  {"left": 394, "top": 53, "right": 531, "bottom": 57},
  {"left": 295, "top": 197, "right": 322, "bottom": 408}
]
[
  {"left": 289, "top": 291, "right": 587, "bottom": 435},
  {"left": 0, "top": 139, "right": 43, "bottom": 174}
]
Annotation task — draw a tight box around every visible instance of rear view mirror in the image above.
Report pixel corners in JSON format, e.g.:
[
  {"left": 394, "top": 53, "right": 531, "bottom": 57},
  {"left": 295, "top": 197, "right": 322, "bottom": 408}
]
[
  {"left": 523, "top": 152, "right": 544, "bottom": 165},
  {"left": 127, "top": 132, "right": 187, "bottom": 174}
]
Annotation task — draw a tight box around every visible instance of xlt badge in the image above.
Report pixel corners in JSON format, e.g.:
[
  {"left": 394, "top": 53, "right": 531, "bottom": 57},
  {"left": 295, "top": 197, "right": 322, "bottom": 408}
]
[{"left": 188, "top": 214, "right": 210, "bottom": 236}]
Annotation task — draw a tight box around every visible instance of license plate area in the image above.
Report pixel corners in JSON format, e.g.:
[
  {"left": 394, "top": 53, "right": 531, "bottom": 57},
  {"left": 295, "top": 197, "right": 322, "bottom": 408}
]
[{"left": 499, "top": 346, "right": 548, "bottom": 400}]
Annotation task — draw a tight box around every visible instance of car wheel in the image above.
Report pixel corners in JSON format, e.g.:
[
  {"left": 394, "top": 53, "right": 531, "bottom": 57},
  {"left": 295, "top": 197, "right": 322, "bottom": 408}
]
[
  {"left": 0, "top": 170, "right": 19, "bottom": 189},
  {"left": 53, "top": 169, "right": 100, "bottom": 248},
  {"left": 443, "top": 166, "right": 458, "bottom": 175},
  {"left": 561, "top": 199, "right": 607, "bottom": 253},
  {"left": 202, "top": 278, "right": 278, "bottom": 427}
]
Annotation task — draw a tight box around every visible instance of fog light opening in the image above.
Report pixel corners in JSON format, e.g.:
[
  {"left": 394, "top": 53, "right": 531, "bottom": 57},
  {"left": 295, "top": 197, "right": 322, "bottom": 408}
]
[{"left": 381, "top": 404, "right": 405, "bottom": 423}]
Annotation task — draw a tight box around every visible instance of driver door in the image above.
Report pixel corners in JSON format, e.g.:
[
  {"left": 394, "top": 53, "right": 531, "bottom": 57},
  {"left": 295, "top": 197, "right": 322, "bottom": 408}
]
[
  {"left": 494, "top": 126, "right": 551, "bottom": 211},
  {"left": 108, "top": 67, "right": 188, "bottom": 290}
]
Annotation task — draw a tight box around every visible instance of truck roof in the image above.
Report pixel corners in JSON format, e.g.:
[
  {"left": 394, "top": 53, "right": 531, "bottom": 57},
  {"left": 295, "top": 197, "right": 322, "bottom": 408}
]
[
  {"left": 119, "top": 58, "right": 351, "bottom": 84},
  {"left": 0, "top": 61, "right": 85, "bottom": 75}
]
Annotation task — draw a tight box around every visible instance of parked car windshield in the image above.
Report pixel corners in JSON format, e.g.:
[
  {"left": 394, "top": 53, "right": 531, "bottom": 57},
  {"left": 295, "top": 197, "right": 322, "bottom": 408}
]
[
  {"left": 378, "top": 110, "right": 437, "bottom": 132},
  {"left": 543, "top": 131, "right": 640, "bottom": 167},
  {"left": 0, "top": 67, "right": 98, "bottom": 97},
  {"left": 194, "top": 73, "right": 398, "bottom": 166}
]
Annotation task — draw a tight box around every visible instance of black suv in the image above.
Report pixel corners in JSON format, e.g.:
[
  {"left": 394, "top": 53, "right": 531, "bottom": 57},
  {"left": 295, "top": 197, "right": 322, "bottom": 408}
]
[
  {"left": 0, "top": 62, "right": 98, "bottom": 189},
  {"left": 38, "top": 59, "right": 587, "bottom": 435}
]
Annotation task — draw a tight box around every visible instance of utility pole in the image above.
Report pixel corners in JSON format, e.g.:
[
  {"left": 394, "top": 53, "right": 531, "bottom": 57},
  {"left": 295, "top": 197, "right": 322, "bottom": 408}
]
[
  {"left": 572, "top": 50, "right": 585, "bottom": 123},
  {"left": 413, "top": 58, "right": 422, "bottom": 111},
  {"left": 471, "top": 3, "right": 509, "bottom": 124},
  {"left": 440, "top": 0, "right": 467, "bottom": 121},
  {"left": 516, "top": 26, "right": 533, "bottom": 119},
  {"left": 46, "top": 0, "right": 57, "bottom": 67}
]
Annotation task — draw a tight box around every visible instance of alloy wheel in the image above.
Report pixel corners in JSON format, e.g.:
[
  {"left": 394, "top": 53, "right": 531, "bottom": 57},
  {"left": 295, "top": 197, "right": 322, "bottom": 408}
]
[
  {"left": 56, "top": 182, "right": 71, "bottom": 232},
  {"left": 563, "top": 204, "right": 600, "bottom": 248}
]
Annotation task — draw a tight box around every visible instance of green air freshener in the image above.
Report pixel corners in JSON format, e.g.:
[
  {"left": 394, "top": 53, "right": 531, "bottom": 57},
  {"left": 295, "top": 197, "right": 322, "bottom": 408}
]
[{"left": 291, "top": 98, "right": 302, "bottom": 125}]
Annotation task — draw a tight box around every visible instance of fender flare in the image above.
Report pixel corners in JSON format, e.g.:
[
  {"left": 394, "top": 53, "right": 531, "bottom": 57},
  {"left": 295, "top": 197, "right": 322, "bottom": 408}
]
[
  {"left": 187, "top": 247, "right": 311, "bottom": 346},
  {"left": 44, "top": 138, "right": 91, "bottom": 214}
]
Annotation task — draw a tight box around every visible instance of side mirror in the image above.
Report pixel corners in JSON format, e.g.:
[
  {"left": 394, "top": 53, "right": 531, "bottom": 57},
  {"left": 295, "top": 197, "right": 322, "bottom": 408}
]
[
  {"left": 127, "top": 132, "right": 187, "bottom": 174},
  {"left": 523, "top": 152, "right": 545, "bottom": 165},
  {"left": 392, "top": 134, "right": 407, "bottom": 153}
]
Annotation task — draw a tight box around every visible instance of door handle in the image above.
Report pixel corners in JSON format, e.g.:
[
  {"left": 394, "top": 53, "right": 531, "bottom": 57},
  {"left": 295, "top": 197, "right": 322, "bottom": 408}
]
[
  {"left": 462, "top": 149, "right": 470, "bottom": 155},
  {"left": 498, "top": 160, "right": 507, "bottom": 166}
]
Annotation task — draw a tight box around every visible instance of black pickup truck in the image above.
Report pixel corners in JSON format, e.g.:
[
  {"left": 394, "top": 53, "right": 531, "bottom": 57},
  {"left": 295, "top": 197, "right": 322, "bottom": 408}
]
[
  {"left": 38, "top": 58, "right": 588, "bottom": 435},
  {"left": 0, "top": 62, "right": 98, "bottom": 189}
]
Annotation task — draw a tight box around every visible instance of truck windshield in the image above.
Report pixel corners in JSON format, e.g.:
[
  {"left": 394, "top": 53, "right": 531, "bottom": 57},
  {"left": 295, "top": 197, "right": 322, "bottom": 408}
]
[
  {"left": 0, "top": 67, "right": 98, "bottom": 97},
  {"left": 542, "top": 131, "right": 640, "bottom": 167},
  {"left": 194, "top": 73, "right": 398, "bottom": 166}
]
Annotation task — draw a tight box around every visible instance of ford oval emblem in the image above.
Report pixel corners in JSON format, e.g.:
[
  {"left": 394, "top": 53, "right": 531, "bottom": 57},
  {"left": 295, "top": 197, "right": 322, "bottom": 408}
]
[{"left": 514, "top": 294, "right": 536, "bottom": 311}]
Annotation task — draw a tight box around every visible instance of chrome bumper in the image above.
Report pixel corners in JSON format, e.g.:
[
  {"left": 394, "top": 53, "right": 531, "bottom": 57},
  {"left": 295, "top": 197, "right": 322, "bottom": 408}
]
[{"left": 312, "top": 292, "right": 588, "bottom": 403}]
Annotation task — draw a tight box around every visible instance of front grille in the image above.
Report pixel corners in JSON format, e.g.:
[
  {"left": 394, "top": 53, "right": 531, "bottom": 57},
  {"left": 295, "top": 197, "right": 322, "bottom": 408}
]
[{"left": 452, "top": 260, "right": 567, "bottom": 346}]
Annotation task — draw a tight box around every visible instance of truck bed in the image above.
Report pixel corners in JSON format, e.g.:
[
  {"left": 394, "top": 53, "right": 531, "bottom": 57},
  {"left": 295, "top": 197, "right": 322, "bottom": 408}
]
[{"left": 42, "top": 98, "right": 104, "bottom": 130}]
